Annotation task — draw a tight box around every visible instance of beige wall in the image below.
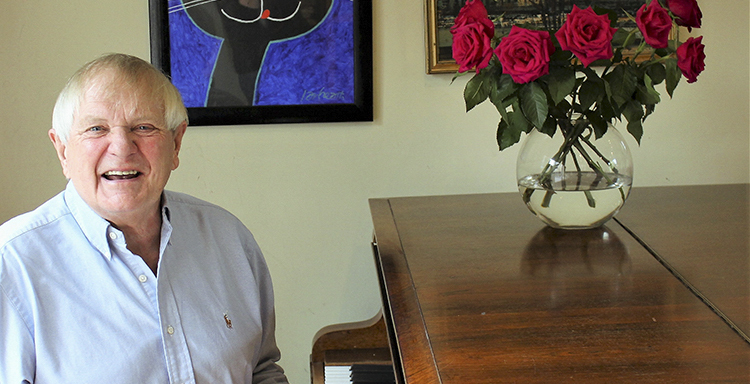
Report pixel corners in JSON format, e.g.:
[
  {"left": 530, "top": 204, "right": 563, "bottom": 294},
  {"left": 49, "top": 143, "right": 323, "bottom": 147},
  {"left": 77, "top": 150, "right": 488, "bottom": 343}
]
[{"left": 1, "top": 1, "right": 748, "bottom": 383}]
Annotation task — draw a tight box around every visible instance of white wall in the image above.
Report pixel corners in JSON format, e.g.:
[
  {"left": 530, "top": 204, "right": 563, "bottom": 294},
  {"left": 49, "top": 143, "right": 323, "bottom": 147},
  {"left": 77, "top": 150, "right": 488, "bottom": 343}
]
[{"left": 1, "top": 1, "right": 748, "bottom": 383}]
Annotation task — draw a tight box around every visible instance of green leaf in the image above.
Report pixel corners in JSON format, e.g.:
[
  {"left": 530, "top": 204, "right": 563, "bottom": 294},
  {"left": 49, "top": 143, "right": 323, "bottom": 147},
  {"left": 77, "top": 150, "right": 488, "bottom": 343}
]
[
  {"left": 588, "top": 58, "right": 613, "bottom": 67},
  {"left": 623, "top": 101, "right": 645, "bottom": 144},
  {"left": 585, "top": 111, "right": 608, "bottom": 139},
  {"left": 549, "top": 99, "right": 571, "bottom": 120},
  {"left": 550, "top": 48, "right": 573, "bottom": 63},
  {"left": 540, "top": 116, "right": 557, "bottom": 137},
  {"left": 604, "top": 64, "right": 638, "bottom": 107},
  {"left": 578, "top": 80, "right": 602, "bottom": 111},
  {"left": 611, "top": 47, "right": 623, "bottom": 64},
  {"left": 519, "top": 82, "right": 549, "bottom": 129},
  {"left": 635, "top": 74, "right": 661, "bottom": 105},
  {"left": 599, "top": 82, "right": 618, "bottom": 121},
  {"left": 463, "top": 73, "right": 490, "bottom": 112},
  {"left": 611, "top": 28, "right": 630, "bottom": 47},
  {"left": 507, "top": 103, "right": 533, "bottom": 134},
  {"left": 581, "top": 66, "right": 600, "bottom": 81},
  {"left": 489, "top": 74, "right": 518, "bottom": 112},
  {"left": 547, "top": 67, "right": 576, "bottom": 104},
  {"left": 627, "top": 120, "right": 644, "bottom": 145},
  {"left": 644, "top": 104, "right": 656, "bottom": 121},
  {"left": 493, "top": 94, "right": 517, "bottom": 131},
  {"left": 593, "top": 6, "right": 618, "bottom": 26},
  {"left": 496, "top": 118, "right": 523, "bottom": 151},
  {"left": 645, "top": 63, "right": 666, "bottom": 85},
  {"left": 665, "top": 58, "right": 681, "bottom": 98}
]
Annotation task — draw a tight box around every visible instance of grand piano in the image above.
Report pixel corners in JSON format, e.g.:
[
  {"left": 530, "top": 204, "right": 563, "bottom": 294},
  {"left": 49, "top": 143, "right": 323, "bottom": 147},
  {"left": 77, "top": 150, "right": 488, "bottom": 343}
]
[{"left": 311, "top": 185, "right": 750, "bottom": 384}]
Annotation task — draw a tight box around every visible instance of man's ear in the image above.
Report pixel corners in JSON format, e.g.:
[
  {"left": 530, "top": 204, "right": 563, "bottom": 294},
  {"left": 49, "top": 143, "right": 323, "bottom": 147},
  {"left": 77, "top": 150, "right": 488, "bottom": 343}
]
[
  {"left": 171, "top": 122, "right": 187, "bottom": 171},
  {"left": 49, "top": 129, "right": 70, "bottom": 178}
]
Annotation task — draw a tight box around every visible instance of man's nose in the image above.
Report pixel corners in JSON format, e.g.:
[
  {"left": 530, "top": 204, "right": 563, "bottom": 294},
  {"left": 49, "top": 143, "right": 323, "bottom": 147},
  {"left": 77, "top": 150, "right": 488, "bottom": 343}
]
[{"left": 108, "top": 127, "right": 137, "bottom": 156}]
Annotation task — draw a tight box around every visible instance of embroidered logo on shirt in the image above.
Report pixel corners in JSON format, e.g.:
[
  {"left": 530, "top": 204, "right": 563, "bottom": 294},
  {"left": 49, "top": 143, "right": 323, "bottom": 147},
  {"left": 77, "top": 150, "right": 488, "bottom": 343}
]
[{"left": 224, "top": 313, "right": 233, "bottom": 329}]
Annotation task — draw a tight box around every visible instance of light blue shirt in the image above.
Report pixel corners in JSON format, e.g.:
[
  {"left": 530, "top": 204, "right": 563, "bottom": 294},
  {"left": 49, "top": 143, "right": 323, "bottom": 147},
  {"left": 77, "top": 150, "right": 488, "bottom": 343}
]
[{"left": 0, "top": 182, "right": 288, "bottom": 384}]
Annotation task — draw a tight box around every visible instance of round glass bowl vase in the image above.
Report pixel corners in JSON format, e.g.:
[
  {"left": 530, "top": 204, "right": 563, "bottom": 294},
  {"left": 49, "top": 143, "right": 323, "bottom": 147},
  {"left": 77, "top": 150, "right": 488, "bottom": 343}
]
[{"left": 516, "top": 125, "right": 633, "bottom": 229}]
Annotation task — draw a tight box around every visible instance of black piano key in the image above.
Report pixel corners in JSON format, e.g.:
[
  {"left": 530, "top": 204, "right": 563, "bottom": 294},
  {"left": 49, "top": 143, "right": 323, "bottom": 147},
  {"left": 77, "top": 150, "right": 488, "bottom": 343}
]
[{"left": 350, "top": 364, "right": 396, "bottom": 384}]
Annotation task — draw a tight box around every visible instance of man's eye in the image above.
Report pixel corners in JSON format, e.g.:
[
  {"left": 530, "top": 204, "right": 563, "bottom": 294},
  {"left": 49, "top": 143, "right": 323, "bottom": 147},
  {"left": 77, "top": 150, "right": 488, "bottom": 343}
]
[
  {"left": 135, "top": 125, "right": 156, "bottom": 131},
  {"left": 88, "top": 126, "right": 103, "bottom": 132}
]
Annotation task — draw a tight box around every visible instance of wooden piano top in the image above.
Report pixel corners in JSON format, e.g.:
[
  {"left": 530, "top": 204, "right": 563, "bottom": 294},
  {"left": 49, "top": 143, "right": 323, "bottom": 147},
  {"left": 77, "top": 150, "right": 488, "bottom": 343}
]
[{"left": 368, "top": 185, "right": 750, "bottom": 384}]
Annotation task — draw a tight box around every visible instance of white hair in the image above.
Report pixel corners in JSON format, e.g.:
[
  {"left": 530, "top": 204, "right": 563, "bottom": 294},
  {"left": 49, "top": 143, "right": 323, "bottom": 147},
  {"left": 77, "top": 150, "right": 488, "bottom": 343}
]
[{"left": 51, "top": 53, "right": 188, "bottom": 144}]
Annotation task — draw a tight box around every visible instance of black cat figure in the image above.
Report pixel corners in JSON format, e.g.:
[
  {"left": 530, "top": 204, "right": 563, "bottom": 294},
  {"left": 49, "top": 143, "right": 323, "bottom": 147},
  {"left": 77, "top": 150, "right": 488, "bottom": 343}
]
[{"left": 183, "top": 0, "right": 332, "bottom": 106}]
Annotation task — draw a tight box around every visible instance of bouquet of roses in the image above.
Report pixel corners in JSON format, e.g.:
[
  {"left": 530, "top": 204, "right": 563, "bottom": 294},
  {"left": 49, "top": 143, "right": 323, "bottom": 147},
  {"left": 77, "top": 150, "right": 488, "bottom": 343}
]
[{"left": 451, "top": 0, "right": 705, "bottom": 151}]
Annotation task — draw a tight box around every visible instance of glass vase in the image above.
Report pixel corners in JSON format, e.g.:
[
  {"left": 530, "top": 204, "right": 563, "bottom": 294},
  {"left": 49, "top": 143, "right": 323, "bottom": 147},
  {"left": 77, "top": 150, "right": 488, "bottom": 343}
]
[{"left": 516, "top": 120, "right": 633, "bottom": 230}]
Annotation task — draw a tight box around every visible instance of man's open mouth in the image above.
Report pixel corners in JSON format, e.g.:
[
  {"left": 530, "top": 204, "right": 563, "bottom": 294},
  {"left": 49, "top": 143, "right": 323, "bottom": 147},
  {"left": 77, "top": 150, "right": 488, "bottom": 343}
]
[{"left": 103, "top": 170, "right": 140, "bottom": 180}]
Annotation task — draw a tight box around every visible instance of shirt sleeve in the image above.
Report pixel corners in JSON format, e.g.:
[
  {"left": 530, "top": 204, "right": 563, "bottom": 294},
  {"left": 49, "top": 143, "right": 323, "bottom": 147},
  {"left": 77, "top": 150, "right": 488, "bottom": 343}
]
[
  {"left": 251, "top": 314, "right": 288, "bottom": 384},
  {"left": 0, "top": 285, "right": 35, "bottom": 384},
  {"left": 244, "top": 236, "right": 289, "bottom": 384}
]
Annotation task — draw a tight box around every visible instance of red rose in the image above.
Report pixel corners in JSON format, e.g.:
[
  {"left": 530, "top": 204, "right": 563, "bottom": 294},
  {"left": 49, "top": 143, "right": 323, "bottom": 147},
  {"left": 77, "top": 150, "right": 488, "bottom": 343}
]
[
  {"left": 451, "top": 0, "right": 495, "bottom": 73},
  {"left": 451, "top": 0, "right": 493, "bottom": 33},
  {"left": 495, "top": 26, "right": 554, "bottom": 84},
  {"left": 676, "top": 36, "right": 705, "bottom": 83},
  {"left": 452, "top": 21, "right": 494, "bottom": 73},
  {"left": 555, "top": 5, "right": 617, "bottom": 67},
  {"left": 636, "top": 0, "right": 672, "bottom": 49},
  {"left": 667, "top": 0, "right": 702, "bottom": 31}
]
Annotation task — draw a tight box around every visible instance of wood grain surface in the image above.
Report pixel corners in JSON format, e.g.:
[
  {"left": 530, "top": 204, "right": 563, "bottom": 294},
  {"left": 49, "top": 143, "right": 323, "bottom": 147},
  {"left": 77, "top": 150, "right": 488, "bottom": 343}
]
[
  {"left": 615, "top": 183, "right": 750, "bottom": 342},
  {"left": 370, "top": 189, "right": 750, "bottom": 383}
]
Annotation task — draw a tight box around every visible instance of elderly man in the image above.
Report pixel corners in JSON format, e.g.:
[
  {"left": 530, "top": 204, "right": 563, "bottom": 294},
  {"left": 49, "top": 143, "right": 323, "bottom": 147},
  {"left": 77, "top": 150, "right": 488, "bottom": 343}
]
[{"left": 0, "top": 54, "right": 288, "bottom": 383}]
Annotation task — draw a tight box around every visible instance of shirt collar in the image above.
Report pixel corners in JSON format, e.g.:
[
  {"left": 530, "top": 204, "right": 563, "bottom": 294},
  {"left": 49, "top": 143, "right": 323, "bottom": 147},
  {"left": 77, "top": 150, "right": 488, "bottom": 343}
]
[
  {"left": 63, "top": 180, "right": 115, "bottom": 260},
  {"left": 63, "top": 181, "right": 174, "bottom": 261},
  {"left": 159, "top": 195, "right": 173, "bottom": 259}
]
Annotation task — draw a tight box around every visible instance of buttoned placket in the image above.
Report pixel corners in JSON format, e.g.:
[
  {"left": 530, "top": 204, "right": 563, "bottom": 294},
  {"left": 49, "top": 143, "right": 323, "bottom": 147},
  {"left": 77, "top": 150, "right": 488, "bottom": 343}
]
[
  {"left": 107, "top": 223, "right": 196, "bottom": 384},
  {"left": 155, "top": 237, "right": 196, "bottom": 384},
  {"left": 107, "top": 227, "right": 157, "bottom": 293}
]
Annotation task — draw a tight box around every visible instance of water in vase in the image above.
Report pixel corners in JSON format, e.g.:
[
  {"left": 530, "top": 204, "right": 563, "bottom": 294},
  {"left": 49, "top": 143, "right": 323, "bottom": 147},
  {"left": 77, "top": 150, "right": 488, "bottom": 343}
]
[{"left": 518, "top": 171, "right": 632, "bottom": 229}]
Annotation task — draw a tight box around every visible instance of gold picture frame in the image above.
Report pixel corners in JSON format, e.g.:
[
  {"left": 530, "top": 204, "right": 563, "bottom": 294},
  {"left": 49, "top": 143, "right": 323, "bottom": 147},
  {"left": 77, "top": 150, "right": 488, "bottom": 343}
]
[
  {"left": 425, "top": 0, "right": 671, "bottom": 75},
  {"left": 425, "top": 0, "right": 458, "bottom": 74}
]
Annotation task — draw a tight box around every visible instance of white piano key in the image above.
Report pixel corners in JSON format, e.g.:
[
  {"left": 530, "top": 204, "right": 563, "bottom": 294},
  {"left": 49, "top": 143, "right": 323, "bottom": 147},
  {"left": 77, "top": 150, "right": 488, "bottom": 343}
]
[{"left": 324, "top": 365, "right": 352, "bottom": 384}]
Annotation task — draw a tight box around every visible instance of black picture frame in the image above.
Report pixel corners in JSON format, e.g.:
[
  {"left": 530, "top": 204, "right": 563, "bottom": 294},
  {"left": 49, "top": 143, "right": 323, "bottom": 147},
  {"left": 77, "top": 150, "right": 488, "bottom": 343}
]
[{"left": 149, "top": 0, "right": 373, "bottom": 126}]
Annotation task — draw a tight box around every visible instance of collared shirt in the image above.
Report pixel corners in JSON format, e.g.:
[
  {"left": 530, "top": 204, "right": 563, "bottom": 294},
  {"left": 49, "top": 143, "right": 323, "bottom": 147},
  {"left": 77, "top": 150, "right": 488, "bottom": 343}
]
[{"left": 0, "top": 182, "right": 288, "bottom": 384}]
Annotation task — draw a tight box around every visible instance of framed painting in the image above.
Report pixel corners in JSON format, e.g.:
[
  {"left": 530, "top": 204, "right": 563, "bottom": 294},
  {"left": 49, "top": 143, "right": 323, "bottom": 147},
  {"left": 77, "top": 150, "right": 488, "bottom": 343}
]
[
  {"left": 149, "top": 0, "right": 372, "bottom": 126},
  {"left": 426, "top": 0, "right": 660, "bottom": 74}
]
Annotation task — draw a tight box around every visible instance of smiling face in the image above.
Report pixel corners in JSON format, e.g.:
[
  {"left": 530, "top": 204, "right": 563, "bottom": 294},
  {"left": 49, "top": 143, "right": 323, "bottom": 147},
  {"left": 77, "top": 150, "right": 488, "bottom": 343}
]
[{"left": 50, "top": 69, "right": 186, "bottom": 227}]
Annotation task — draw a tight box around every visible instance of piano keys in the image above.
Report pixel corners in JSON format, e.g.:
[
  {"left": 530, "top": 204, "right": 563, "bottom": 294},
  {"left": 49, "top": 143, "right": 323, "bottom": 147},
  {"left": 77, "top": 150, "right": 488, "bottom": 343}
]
[
  {"left": 325, "top": 364, "right": 396, "bottom": 384},
  {"left": 310, "top": 312, "right": 395, "bottom": 384}
]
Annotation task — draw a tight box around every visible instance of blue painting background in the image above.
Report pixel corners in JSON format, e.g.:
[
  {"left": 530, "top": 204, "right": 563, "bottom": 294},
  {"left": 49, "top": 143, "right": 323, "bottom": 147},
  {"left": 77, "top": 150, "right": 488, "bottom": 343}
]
[{"left": 167, "top": 0, "right": 354, "bottom": 107}]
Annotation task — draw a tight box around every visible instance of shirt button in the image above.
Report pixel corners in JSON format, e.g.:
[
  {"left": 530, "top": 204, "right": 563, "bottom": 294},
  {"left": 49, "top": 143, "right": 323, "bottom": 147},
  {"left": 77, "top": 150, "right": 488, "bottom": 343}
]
[
  {"left": 138, "top": 275, "right": 148, "bottom": 283},
  {"left": 167, "top": 325, "right": 175, "bottom": 335},
  {"left": 109, "top": 232, "right": 117, "bottom": 240}
]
